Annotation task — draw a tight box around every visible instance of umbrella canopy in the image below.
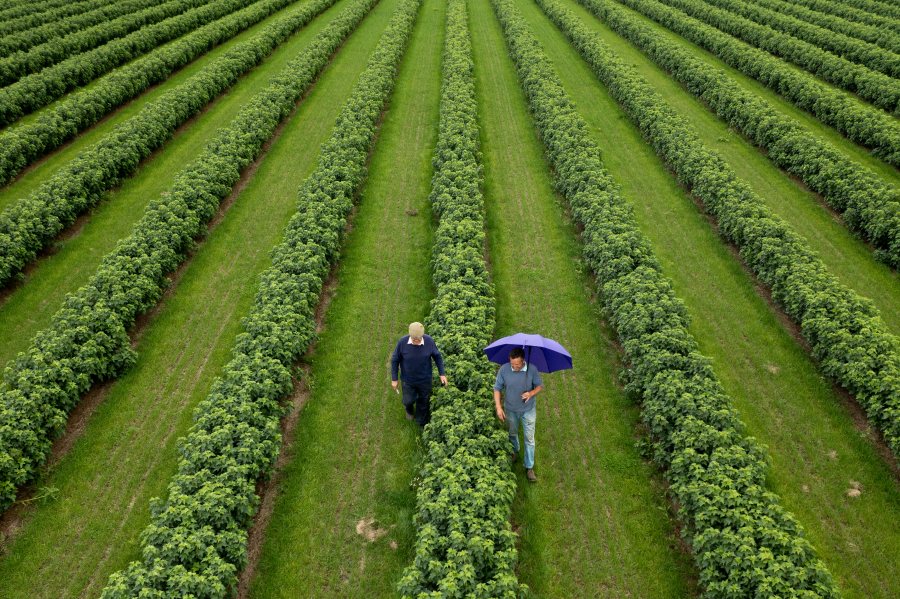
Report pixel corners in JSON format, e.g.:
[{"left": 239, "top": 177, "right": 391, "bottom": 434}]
[{"left": 483, "top": 333, "right": 573, "bottom": 373}]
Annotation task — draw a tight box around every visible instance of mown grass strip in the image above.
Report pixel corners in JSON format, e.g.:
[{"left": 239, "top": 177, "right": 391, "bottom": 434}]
[
  {"left": 0, "top": 0, "right": 170, "bottom": 56},
  {"left": 653, "top": 0, "right": 900, "bottom": 113},
  {"left": 536, "top": 0, "right": 900, "bottom": 457},
  {"left": 493, "top": 0, "right": 838, "bottom": 594},
  {"left": 0, "top": 0, "right": 318, "bottom": 188},
  {"left": 471, "top": 0, "right": 695, "bottom": 595},
  {"left": 396, "top": 0, "right": 520, "bottom": 595},
  {"left": 575, "top": 0, "right": 900, "bottom": 267},
  {"left": 0, "top": 0, "right": 209, "bottom": 85},
  {"left": 0, "top": 0, "right": 261, "bottom": 127},
  {"left": 0, "top": 0, "right": 338, "bottom": 287},
  {"left": 0, "top": 0, "right": 373, "bottom": 514},
  {"left": 100, "top": 0, "right": 422, "bottom": 593},
  {"left": 607, "top": 0, "right": 900, "bottom": 164},
  {"left": 0, "top": 0, "right": 397, "bottom": 593},
  {"left": 514, "top": 0, "right": 899, "bottom": 593},
  {"left": 246, "top": 1, "right": 442, "bottom": 596}
]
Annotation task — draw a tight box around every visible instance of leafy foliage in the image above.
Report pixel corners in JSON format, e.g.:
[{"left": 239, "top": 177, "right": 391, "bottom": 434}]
[
  {"left": 397, "top": 0, "right": 522, "bottom": 596},
  {"left": 695, "top": 0, "right": 900, "bottom": 78},
  {"left": 492, "top": 0, "right": 842, "bottom": 594},
  {"left": 536, "top": 0, "right": 900, "bottom": 455},
  {"left": 742, "top": 0, "right": 900, "bottom": 54},
  {"left": 0, "top": 0, "right": 308, "bottom": 187},
  {"left": 0, "top": 0, "right": 210, "bottom": 84},
  {"left": 575, "top": 0, "right": 900, "bottom": 266},
  {"left": 610, "top": 0, "right": 900, "bottom": 167},
  {"left": 99, "top": 0, "right": 423, "bottom": 594},
  {"left": 0, "top": 0, "right": 370, "bottom": 514},
  {"left": 0, "top": 0, "right": 340, "bottom": 286},
  {"left": 650, "top": 0, "right": 900, "bottom": 113},
  {"left": 0, "top": 0, "right": 261, "bottom": 126},
  {"left": 0, "top": 0, "right": 119, "bottom": 38},
  {"left": 786, "top": 0, "right": 900, "bottom": 31}
]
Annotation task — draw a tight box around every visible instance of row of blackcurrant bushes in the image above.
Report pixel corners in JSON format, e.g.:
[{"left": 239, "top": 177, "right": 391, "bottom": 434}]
[
  {"left": 0, "top": 0, "right": 261, "bottom": 126},
  {"left": 576, "top": 0, "right": 900, "bottom": 265},
  {"left": 0, "top": 0, "right": 337, "bottom": 286},
  {"left": 0, "top": 0, "right": 307, "bottom": 187},
  {"left": 539, "top": 0, "right": 900, "bottom": 456},
  {"left": 788, "top": 0, "right": 900, "bottom": 30},
  {"left": 0, "top": 0, "right": 370, "bottom": 515},
  {"left": 0, "top": 0, "right": 114, "bottom": 37},
  {"left": 398, "top": 0, "right": 522, "bottom": 596},
  {"left": 697, "top": 0, "right": 900, "bottom": 78},
  {"left": 493, "top": 0, "right": 839, "bottom": 594},
  {"left": 99, "top": 0, "right": 424, "bottom": 594},
  {"left": 0, "top": 0, "right": 210, "bottom": 85},
  {"left": 609, "top": 0, "right": 900, "bottom": 168},
  {"left": 653, "top": 0, "right": 899, "bottom": 113}
]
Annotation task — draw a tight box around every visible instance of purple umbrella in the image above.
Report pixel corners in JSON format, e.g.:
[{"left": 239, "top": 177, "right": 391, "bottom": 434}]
[{"left": 483, "top": 333, "right": 573, "bottom": 373}]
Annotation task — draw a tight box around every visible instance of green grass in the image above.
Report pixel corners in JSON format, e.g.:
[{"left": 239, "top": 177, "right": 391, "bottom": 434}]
[
  {"left": 0, "top": 0, "right": 355, "bottom": 371},
  {"left": 245, "top": 0, "right": 442, "bottom": 595},
  {"left": 512, "top": 0, "right": 900, "bottom": 595},
  {"left": 470, "top": 0, "right": 696, "bottom": 595},
  {"left": 0, "top": 0, "right": 309, "bottom": 211},
  {"left": 0, "top": 0, "right": 399, "bottom": 594},
  {"left": 571, "top": 0, "right": 900, "bottom": 334}
]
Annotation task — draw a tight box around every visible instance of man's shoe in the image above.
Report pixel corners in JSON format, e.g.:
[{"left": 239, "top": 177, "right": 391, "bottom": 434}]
[
  {"left": 405, "top": 411, "right": 414, "bottom": 421},
  {"left": 526, "top": 468, "right": 537, "bottom": 482},
  {"left": 510, "top": 452, "right": 517, "bottom": 462}
]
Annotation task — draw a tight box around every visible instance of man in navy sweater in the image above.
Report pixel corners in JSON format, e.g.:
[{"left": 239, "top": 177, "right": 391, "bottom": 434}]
[{"left": 390, "top": 322, "right": 447, "bottom": 426}]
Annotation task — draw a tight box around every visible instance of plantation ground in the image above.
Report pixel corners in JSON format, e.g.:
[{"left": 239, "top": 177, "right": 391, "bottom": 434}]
[{"left": 0, "top": 0, "right": 897, "bottom": 596}]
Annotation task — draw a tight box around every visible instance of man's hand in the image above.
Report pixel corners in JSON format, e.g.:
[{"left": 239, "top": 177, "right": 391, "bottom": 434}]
[
  {"left": 521, "top": 391, "right": 530, "bottom": 402},
  {"left": 439, "top": 375, "right": 448, "bottom": 386},
  {"left": 391, "top": 380, "right": 399, "bottom": 393},
  {"left": 496, "top": 405, "right": 506, "bottom": 422}
]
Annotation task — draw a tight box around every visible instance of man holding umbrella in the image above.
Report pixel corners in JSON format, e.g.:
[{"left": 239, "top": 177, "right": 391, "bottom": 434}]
[
  {"left": 494, "top": 348, "right": 544, "bottom": 482},
  {"left": 485, "top": 333, "right": 572, "bottom": 483}
]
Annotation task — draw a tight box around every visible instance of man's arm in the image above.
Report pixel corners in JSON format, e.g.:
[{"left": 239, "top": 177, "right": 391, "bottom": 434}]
[
  {"left": 493, "top": 389, "right": 505, "bottom": 422},
  {"left": 390, "top": 339, "right": 402, "bottom": 390},
  {"left": 431, "top": 339, "right": 447, "bottom": 385}
]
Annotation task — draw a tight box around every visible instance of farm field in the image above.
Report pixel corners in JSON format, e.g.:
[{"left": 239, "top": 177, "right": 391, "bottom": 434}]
[{"left": 0, "top": 0, "right": 897, "bottom": 597}]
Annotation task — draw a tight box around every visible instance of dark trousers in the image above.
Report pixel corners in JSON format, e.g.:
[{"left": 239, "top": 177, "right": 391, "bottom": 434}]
[{"left": 402, "top": 381, "right": 432, "bottom": 426}]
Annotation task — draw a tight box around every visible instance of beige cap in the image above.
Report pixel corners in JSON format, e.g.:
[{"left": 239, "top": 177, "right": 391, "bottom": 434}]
[{"left": 408, "top": 322, "right": 425, "bottom": 339}]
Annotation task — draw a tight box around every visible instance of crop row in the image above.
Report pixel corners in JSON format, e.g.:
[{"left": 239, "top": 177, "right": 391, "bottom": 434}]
[
  {"left": 493, "top": 0, "right": 838, "bottom": 594},
  {"left": 397, "top": 0, "right": 520, "bottom": 596},
  {"left": 0, "top": 0, "right": 333, "bottom": 287},
  {"left": 786, "top": 0, "right": 900, "bottom": 32},
  {"left": 0, "top": 0, "right": 261, "bottom": 127},
  {"left": 0, "top": 0, "right": 115, "bottom": 37},
  {"left": 697, "top": 0, "right": 900, "bottom": 78},
  {"left": 576, "top": 0, "right": 900, "bottom": 266},
  {"left": 538, "top": 0, "right": 900, "bottom": 455},
  {"left": 745, "top": 0, "right": 899, "bottom": 54},
  {"left": 837, "top": 0, "right": 900, "bottom": 20},
  {"left": 0, "top": 0, "right": 351, "bottom": 513},
  {"left": 0, "top": 0, "right": 305, "bottom": 188},
  {"left": 652, "top": 0, "right": 899, "bottom": 114},
  {"left": 0, "top": 0, "right": 211, "bottom": 86},
  {"left": 100, "top": 0, "right": 422, "bottom": 594},
  {"left": 0, "top": 0, "right": 171, "bottom": 57},
  {"left": 610, "top": 0, "right": 900, "bottom": 176}
]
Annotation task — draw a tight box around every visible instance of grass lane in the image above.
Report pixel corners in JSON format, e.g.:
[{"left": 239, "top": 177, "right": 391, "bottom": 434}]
[
  {"left": 245, "top": 0, "right": 442, "bottom": 595},
  {"left": 0, "top": 0, "right": 399, "bottom": 594},
  {"left": 470, "top": 0, "right": 696, "bottom": 595},
  {"left": 512, "top": 0, "right": 900, "bottom": 595},
  {"left": 565, "top": 0, "right": 900, "bottom": 333},
  {"left": 0, "top": 0, "right": 344, "bottom": 371}
]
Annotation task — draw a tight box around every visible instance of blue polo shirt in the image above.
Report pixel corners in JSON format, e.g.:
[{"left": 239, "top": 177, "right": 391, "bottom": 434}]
[{"left": 494, "top": 362, "right": 542, "bottom": 414}]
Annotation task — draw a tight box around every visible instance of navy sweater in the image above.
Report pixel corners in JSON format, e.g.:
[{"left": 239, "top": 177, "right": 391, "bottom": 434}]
[{"left": 390, "top": 334, "right": 445, "bottom": 384}]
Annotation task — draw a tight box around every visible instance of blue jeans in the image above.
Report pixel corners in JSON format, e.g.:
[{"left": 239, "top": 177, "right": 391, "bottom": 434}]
[{"left": 507, "top": 407, "right": 536, "bottom": 468}]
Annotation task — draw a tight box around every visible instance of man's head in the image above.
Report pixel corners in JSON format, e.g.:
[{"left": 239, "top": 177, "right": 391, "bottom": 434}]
[
  {"left": 409, "top": 322, "right": 425, "bottom": 342},
  {"left": 509, "top": 347, "right": 525, "bottom": 370}
]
